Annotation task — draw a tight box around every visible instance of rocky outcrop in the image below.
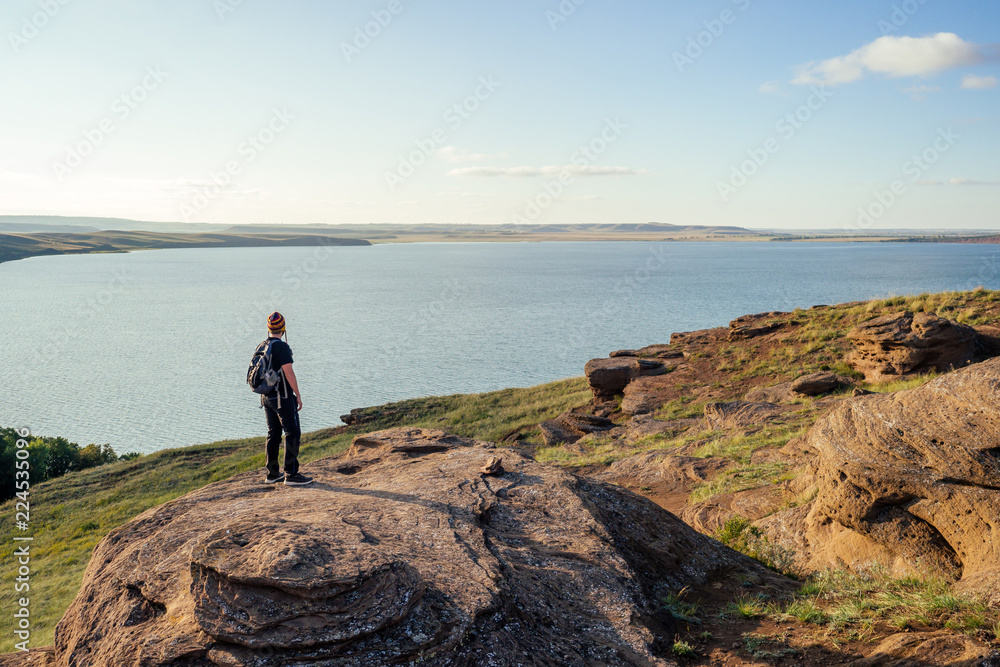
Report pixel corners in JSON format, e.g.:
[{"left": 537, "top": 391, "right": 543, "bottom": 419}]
[
  {"left": 598, "top": 452, "right": 730, "bottom": 496},
  {"left": 744, "top": 381, "right": 796, "bottom": 404},
  {"left": 745, "top": 372, "right": 851, "bottom": 403},
  {"left": 703, "top": 401, "right": 784, "bottom": 430},
  {"left": 762, "top": 358, "right": 1000, "bottom": 603},
  {"left": 847, "top": 632, "right": 998, "bottom": 666},
  {"left": 789, "top": 371, "right": 852, "bottom": 396},
  {"left": 610, "top": 344, "right": 683, "bottom": 359},
  {"left": 37, "top": 428, "right": 784, "bottom": 667},
  {"left": 538, "top": 411, "right": 614, "bottom": 446},
  {"left": 681, "top": 485, "right": 788, "bottom": 536},
  {"left": 584, "top": 356, "right": 670, "bottom": 399},
  {"left": 727, "top": 312, "right": 788, "bottom": 341},
  {"left": 846, "top": 311, "right": 996, "bottom": 382}
]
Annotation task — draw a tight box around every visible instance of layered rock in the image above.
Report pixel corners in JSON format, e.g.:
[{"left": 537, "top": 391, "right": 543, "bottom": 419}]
[
  {"left": 609, "top": 344, "right": 682, "bottom": 359},
  {"left": 537, "top": 411, "right": 614, "bottom": 446},
  {"left": 846, "top": 311, "right": 994, "bottom": 382},
  {"left": 584, "top": 356, "right": 670, "bottom": 399},
  {"left": 761, "top": 358, "right": 1000, "bottom": 603},
  {"left": 727, "top": 311, "right": 788, "bottom": 341},
  {"left": 745, "top": 372, "right": 851, "bottom": 403},
  {"left": 703, "top": 401, "right": 784, "bottom": 430},
  {"left": 36, "top": 428, "right": 783, "bottom": 666}
]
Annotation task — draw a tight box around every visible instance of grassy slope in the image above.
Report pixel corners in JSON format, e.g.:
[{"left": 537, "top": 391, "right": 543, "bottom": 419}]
[{"left": 0, "top": 378, "right": 589, "bottom": 652}]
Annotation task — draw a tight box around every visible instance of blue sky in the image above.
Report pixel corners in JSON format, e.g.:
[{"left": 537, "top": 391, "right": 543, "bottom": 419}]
[{"left": 1, "top": 0, "right": 997, "bottom": 229}]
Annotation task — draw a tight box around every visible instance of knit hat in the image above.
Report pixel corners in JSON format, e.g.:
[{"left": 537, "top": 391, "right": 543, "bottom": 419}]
[{"left": 267, "top": 311, "right": 286, "bottom": 334}]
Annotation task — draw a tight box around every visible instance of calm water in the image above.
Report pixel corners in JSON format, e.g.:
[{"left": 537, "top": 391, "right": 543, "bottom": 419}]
[{"left": 4, "top": 242, "right": 998, "bottom": 453}]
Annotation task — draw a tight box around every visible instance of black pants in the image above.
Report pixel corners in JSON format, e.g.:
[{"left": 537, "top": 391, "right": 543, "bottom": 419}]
[{"left": 263, "top": 394, "right": 300, "bottom": 476}]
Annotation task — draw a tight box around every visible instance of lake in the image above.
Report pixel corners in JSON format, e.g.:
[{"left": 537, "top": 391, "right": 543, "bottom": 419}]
[{"left": 4, "top": 241, "right": 999, "bottom": 453}]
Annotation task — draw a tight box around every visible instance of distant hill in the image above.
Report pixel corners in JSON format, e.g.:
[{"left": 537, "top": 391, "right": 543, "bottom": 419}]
[
  {"left": 220, "top": 221, "right": 766, "bottom": 240},
  {"left": 0, "top": 216, "right": 228, "bottom": 234},
  {"left": 0, "top": 230, "right": 370, "bottom": 265}
]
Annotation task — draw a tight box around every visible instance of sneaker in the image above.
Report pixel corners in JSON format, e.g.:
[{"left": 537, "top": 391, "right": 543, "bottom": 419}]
[
  {"left": 284, "top": 472, "right": 314, "bottom": 486},
  {"left": 264, "top": 472, "right": 285, "bottom": 484}
]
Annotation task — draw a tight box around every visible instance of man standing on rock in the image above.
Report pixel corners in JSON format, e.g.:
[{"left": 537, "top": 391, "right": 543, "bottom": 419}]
[{"left": 260, "top": 312, "right": 313, "bottom": 486}]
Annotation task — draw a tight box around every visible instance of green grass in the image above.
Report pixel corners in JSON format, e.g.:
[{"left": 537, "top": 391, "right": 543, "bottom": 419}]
[
  {"left": 693, "top": 423, "right": 807, "bottom": 463},
  {"left": 0, "top": 377, "right": 589, "bottom": 652},
  {"left": 777, "top": 565, "right": 1000, "bottom": 641},
  {"left": 864, "top": 372, "right": 940, "bottom": 393},
  {"left": 661, "top": 590, "right": 702, "bottom": 625},
  {"left": 686, "top": 422, "right": 808, "bottom": 504},
  {"left": 653, "top": 396, "right": 704, "bottom": 420},
  {"left": 726, "top": 594, "right": 768, "bottom": 619},
  {"left": 713, "top": 516, "right": 796, "bottom": 574}
]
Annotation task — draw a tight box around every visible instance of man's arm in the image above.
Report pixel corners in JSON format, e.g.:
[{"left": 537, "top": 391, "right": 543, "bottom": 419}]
[{"left": 281, "top": 363, "right": 303, "bottom": 411}]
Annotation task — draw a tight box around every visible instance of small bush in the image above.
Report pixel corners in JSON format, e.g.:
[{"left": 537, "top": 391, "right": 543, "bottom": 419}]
[
  {"left": 671, "top": 640, "right": 698, "bottom": 658},
  {"left": 727, "top": 594, "right": 767, "bottom": 618}
]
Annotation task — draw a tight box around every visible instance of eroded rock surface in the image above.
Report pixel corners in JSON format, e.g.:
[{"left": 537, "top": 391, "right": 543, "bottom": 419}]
[
  {"left": 703, "top": 401, "right": 784, "bottom": 430},
  {"left": 847, "top": 311, "right": 994, "bottom": 382},
  {"left": 35, "top": 428, "right": 783, "bottom": 667},
  {"left": 538, "top": 411, "right": 614, "bottom": 446},
  {"left": 847, "top": 631, "right": 998, "bottom": 667},
  {"left": 762, "top": 358, "right": 1000, "bottom": 603}
]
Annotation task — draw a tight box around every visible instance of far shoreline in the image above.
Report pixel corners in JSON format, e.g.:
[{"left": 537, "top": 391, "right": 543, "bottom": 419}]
[{"left": 3, "top": 224, "right": 1000, "bottom": 266}]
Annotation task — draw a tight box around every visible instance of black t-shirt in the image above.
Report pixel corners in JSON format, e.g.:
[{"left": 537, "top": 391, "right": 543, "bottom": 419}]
[{"left": 265, "top": 337, "right": 294, "bottom": 397}]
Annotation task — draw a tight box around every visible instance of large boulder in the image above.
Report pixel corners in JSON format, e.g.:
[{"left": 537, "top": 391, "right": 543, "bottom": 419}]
[
  {"left": 762, "top": 358, "right": 1000, "bottom": 603},
  {"left": 27, "top": 428, "right": 784, "bottom": 667},
  {"left": 846, "top": 311, "right": 993, "bottom": 382},
  {"left": 584, "top": 356, "right": 668, "bottom": 399}
]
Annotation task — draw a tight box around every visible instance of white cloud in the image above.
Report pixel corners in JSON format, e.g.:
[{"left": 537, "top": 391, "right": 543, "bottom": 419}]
[
  {"left": 793, "top": 33, "right": 989, "bottom": 86},
  {"left": 436, "top": 146, "right": 508, "bottom": 163},
  {"left": 758, "top": 81, "right": 782, "bottom": 94},
  {"left": 961, "top": 74, "right": 998, "bottom": 89},
  {"left": 449, "top": 165, "right": 644, "bottom": 177}
]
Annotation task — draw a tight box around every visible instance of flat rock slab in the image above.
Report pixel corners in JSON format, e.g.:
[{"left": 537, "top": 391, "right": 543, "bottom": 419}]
[
  {"left": 789, "top": 371, "right": 851, "bottom": 396},
  {"left": 25, "top": 427, "right": 785, "bottom": 667}
]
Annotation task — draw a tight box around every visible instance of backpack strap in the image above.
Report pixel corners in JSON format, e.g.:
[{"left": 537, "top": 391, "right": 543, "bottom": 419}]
[{"left": 266, "top": 337, "right": 287, "bottom": 409}]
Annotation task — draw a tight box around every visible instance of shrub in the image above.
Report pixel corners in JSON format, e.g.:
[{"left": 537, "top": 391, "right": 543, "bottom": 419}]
[{"left": 0, "top": 428, "right": 128, "bottom": 502}]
